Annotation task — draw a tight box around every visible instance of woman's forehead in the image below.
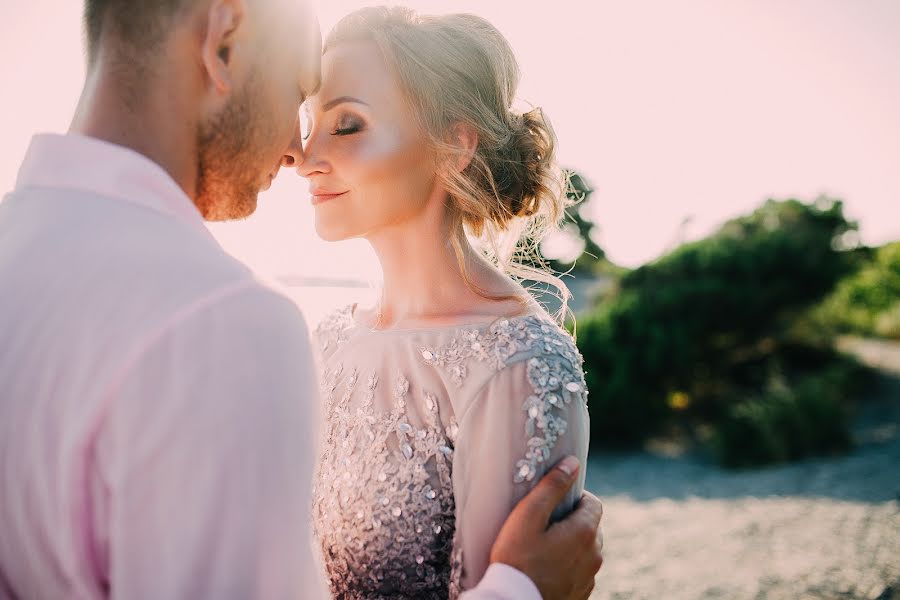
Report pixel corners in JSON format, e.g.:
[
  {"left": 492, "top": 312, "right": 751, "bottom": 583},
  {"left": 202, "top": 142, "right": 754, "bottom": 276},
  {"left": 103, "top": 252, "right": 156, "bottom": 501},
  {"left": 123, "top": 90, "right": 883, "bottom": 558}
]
[{"left": 313, "top": 41, "right": 398, "bottom": 107}]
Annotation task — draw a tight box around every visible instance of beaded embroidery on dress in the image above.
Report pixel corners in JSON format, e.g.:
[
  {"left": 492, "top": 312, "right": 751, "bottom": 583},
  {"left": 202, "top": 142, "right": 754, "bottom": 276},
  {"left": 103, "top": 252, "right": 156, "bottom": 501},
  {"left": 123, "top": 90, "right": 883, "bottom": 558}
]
[{"left": 311, "top": 305, "right": 589, "bottom": 599}]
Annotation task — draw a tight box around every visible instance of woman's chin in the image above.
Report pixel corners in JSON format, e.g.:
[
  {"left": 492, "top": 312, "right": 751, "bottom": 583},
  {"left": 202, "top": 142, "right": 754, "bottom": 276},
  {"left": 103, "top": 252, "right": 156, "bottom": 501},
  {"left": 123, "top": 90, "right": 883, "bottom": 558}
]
[{"left": 314, "top": 218, "right": 356, "bottom": 242}]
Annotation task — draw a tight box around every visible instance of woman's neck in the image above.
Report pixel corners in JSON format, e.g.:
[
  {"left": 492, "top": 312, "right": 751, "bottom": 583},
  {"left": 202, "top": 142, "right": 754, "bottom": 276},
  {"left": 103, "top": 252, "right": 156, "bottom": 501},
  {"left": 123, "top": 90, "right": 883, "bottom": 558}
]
[{"left": 366, "top": 211, "right": 524, "bottom": 329}]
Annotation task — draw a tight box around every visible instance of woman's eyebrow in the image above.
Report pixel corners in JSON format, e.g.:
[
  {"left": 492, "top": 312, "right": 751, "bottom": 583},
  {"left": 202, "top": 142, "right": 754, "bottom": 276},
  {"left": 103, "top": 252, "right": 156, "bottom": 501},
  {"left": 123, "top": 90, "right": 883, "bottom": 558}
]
[{"left": 320, "top": 96, "right": 371, "bottom": 112}]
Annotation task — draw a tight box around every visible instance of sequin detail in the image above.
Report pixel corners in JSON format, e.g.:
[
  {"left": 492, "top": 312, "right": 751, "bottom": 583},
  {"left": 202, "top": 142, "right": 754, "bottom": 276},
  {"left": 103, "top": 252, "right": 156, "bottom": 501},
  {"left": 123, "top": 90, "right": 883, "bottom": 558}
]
[
  {"left": 313, "top": 369, "right": 458, "bottom": 599},
  {"left": 311, "top": 309, "right": 588, "bottom": 598}
]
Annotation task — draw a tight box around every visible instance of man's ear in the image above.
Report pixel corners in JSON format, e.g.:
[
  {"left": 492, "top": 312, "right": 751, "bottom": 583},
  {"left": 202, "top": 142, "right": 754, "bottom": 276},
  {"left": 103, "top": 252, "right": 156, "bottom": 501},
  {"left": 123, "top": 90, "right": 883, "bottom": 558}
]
[
  {"left": 449, "top": 122, "right": 479, "bottom": 173},
  {"left": 200, "top": 0, "right": 246, "bottom": 95}
]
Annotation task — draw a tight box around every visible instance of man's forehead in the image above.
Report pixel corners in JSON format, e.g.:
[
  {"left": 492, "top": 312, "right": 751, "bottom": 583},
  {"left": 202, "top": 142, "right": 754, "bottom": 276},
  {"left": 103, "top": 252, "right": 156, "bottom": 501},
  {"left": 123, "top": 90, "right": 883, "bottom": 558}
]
[
  {"left": 262, "top": 0, "right": 319, "bottom": 47},
  {"left": 265, "top": 0, "right": 314, "bottom": 20},
  {"left": 300, "top": 21, "right": 323, "bottom": 96},
  {"left": 262, "top": 0, "right": 322, "bottom": 92}
]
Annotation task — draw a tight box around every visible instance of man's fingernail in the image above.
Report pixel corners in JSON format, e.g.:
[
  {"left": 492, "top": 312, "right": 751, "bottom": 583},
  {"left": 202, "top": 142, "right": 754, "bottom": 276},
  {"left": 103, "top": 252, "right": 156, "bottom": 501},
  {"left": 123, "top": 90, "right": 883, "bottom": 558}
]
[{"left": 557, "top": 456, "right": 579, "bottom": 477}]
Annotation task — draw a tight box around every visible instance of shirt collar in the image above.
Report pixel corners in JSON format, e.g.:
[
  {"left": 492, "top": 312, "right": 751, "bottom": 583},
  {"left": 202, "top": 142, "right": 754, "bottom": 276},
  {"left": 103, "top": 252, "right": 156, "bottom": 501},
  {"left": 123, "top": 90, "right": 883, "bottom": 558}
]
[{"left": 15, "top": 133, "right": 213, "bottom": 239}]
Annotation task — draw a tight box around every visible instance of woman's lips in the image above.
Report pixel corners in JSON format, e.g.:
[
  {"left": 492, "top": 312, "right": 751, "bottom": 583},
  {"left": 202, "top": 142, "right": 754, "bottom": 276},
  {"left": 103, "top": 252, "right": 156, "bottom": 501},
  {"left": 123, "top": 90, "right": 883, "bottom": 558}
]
[{"left": 311, "top": 191, "right": 348, "bottom": 206}]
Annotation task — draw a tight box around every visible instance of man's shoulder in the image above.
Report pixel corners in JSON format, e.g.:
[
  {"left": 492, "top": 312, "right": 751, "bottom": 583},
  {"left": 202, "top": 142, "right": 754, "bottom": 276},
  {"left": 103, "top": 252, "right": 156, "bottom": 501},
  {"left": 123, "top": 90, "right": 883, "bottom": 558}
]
[
  {"left": 0, "top": 185, "right": 304, "bottom": 342},
  {"left": 6, "top": 185, "right": 254, "bottom": 295}
]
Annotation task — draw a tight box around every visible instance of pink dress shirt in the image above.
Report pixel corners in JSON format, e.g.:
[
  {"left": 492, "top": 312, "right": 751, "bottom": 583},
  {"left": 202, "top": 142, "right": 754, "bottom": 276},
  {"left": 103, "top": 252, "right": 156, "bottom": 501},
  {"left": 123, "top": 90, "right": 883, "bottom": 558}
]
[{"left": 0, "top": 134, "right": 540, "bottom": 600}]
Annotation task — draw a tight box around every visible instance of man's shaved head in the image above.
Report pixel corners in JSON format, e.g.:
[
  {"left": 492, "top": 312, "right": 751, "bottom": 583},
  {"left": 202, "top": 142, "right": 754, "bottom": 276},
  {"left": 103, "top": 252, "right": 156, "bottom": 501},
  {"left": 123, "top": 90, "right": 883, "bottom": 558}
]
[
  {"left": 84, "top": 0, "right": 189, "bottom": 61},
  {"left": 78, "top": 0, "right": 322, "bottom": 220}
]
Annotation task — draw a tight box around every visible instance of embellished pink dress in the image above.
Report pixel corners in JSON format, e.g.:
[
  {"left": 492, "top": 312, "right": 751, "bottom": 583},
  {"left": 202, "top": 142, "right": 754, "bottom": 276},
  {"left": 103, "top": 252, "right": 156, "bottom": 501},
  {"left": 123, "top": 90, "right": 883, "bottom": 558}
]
[{"left": 311, "top": 305, "right": 590, "bottom": 599}]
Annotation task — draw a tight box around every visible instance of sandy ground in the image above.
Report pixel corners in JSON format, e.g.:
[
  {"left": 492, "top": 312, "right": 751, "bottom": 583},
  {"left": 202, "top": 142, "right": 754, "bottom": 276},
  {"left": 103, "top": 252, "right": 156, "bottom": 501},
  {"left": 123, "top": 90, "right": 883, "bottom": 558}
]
[{"left": 584, "top": 344, "right": 900, "bottom": 600}]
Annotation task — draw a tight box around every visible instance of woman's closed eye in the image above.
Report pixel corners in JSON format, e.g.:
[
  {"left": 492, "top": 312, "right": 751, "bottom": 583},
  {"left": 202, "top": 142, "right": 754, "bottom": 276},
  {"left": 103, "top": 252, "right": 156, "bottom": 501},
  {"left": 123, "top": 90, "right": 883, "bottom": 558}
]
[
  {"left": 302, "top": 112, "right": 366, "bottom": 141},
  {"left": 332, "top": 114, "right": 365, "bottom": 136}
]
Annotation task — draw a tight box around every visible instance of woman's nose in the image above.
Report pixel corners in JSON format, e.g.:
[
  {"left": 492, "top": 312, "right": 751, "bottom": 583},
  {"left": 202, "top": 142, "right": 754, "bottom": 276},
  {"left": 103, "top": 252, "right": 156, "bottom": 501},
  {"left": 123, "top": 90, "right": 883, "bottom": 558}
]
[{"left": 295, "top": 134, "right": 330, "bottom": 179}]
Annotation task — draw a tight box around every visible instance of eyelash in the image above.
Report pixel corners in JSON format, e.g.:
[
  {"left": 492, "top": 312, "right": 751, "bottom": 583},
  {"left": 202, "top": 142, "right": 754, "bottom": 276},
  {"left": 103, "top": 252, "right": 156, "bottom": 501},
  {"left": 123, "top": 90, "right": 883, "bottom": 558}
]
[
  {"left": 332, "top": 117, "right": 363, "bottom": 136},
  {"left": 302, "top": 116, "right": 364, "bottom": 141},
  {"left": 332, "top": 125, "right": 361, "bottom": 136}
]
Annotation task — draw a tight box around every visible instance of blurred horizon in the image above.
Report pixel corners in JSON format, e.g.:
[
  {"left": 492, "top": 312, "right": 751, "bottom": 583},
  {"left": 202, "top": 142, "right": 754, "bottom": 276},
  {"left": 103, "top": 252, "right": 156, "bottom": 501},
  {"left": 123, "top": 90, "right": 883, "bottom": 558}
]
[{"left": 1, "top": 0, "right": 898, "bottom": 282}]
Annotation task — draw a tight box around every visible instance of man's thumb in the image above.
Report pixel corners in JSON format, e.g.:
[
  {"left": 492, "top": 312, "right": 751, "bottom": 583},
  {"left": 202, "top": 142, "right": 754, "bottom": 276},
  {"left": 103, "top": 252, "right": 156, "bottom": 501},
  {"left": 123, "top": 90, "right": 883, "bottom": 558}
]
[{"left": 508, "top": 456, "right": 580, "bottom": 532}]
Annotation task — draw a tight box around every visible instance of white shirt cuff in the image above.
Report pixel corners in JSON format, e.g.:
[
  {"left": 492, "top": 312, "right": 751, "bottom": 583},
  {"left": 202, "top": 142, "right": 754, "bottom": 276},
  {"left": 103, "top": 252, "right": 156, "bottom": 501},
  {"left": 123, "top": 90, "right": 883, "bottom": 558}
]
[{"left": 475, "top": 563, "right": 542, "bottom": 600}]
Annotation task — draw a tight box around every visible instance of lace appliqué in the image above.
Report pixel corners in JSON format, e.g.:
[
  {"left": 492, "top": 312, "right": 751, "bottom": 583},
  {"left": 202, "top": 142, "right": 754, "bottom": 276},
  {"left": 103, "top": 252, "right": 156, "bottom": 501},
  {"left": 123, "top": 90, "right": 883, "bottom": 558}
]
[
  {"left": 420, "top": 316, "right": 588, "bottom": 483},
  {"left": 314, "top": 304, "right": 354, "bottom": 354},
  {"left": 313, "top": 369, "right": 460, "bottom": 599},
  {"left": 313, "top": 314, "right": 587, "bottom": 598}
]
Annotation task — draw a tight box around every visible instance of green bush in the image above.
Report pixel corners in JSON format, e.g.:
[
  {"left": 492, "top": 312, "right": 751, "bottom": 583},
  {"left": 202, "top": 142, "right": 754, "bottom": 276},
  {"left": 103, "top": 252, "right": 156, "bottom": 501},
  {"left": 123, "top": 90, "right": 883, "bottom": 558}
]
[
  {"left": 810, "top": 241, "right": 900, "bottom": 339},
  {"left": 875, "top": 303, "right": 900, "bottom": 339},
  {"left": 577, "top": 198, "right": 861, "bottom": 453},
  {"left": 712, "top": 366, "right": 856, "bottom": 469},
  {"left": 577, "top": 301, "right": 673, "bottom": 446}
]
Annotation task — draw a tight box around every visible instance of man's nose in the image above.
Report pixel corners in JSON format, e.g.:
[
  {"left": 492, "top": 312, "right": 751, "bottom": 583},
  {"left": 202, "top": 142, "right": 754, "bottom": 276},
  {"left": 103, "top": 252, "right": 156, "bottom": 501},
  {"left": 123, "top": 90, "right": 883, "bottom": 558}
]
[{"left": 281, "top": 121, "right": 305, "bottom": 168}]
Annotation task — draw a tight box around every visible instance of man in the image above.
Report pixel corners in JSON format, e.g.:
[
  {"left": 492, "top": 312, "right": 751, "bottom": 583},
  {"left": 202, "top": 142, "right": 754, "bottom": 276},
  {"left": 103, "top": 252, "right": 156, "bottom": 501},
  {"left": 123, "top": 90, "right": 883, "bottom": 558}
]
[{"left": 0, "top": 0, "right": 604, "bottom": 598}]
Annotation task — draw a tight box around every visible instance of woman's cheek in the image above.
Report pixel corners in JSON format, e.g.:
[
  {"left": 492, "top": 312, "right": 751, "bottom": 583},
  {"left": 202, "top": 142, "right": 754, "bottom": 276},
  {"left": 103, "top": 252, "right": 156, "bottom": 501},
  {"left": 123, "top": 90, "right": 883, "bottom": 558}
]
[
  {"left": 354, "top": 127, "right": 420, "bottom": 180},
  {"left": 332, "top": 129, "right": 435, "bottom": 231}
]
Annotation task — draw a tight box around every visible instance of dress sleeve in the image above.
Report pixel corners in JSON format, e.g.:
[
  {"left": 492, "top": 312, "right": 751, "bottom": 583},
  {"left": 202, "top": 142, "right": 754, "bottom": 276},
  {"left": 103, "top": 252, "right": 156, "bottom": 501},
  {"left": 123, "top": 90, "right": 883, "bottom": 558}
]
[{"left": 449, "top": 351, "right": 590, "bottom": 593}]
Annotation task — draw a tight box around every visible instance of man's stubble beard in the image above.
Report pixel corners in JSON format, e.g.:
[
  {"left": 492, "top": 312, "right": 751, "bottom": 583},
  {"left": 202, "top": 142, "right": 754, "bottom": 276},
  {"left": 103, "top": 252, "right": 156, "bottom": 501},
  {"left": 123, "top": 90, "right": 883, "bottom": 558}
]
[{"left": 195, "top": 77, "right": 267, "bottom": 222}]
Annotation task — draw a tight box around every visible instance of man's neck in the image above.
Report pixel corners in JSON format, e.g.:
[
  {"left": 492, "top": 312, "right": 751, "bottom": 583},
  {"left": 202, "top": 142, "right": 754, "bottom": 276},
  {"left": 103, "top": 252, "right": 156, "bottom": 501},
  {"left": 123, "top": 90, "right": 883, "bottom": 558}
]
[{"left": 69, "top": 56, "right": 200, "bottom": 202}]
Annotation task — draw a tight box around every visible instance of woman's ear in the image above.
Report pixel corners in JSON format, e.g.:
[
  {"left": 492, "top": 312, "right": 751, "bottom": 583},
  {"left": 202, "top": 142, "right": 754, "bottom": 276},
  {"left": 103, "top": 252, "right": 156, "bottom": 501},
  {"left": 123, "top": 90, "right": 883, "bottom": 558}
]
[
  {"left": 200, "top": 0, "right": 246, "bottom": 96},
  {"left": 449, "top": 122, "right": 479, "bottom": 172}
]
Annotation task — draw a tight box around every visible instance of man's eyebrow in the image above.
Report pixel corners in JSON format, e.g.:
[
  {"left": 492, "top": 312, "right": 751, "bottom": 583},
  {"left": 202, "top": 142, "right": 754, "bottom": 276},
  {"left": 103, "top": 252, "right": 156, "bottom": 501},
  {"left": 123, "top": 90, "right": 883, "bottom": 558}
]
[{"left": 321, "top": 96, "right": 370, "bottom": 112}]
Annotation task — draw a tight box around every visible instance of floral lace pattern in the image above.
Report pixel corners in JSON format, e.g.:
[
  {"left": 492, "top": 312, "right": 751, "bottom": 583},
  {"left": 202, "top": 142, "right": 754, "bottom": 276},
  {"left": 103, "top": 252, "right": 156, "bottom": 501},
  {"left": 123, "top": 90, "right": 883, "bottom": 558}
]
[
  {"left": 315, "top": 304, "right": 354, "bottom": 354},
  {"left": 420, "top": 316, "right": 588, "bottom": 482},
  {"left": 311, "top": 309, "right": 587, "bottom": 598}
]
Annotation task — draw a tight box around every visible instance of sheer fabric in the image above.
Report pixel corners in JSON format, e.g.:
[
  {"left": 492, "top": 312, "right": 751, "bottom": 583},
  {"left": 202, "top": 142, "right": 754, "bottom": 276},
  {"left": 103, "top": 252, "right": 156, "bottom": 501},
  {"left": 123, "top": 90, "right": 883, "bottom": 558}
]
[{"left": 312, "top": 306, "right": 590, "bottom": 599}]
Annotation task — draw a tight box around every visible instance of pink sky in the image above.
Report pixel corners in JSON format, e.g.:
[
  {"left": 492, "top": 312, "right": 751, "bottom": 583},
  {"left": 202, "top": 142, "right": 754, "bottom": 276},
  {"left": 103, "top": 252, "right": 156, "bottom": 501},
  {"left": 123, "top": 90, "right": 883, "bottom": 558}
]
[{"left": 2, "top": 0, "right": 898, "bottom": 280}]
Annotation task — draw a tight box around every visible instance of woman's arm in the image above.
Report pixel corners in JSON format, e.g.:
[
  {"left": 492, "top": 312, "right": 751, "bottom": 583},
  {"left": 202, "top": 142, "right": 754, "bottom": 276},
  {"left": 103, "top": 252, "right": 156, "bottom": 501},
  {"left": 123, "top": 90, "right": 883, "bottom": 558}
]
[{"left": 450, "top": 353, "right": 590, "bottom": 593}]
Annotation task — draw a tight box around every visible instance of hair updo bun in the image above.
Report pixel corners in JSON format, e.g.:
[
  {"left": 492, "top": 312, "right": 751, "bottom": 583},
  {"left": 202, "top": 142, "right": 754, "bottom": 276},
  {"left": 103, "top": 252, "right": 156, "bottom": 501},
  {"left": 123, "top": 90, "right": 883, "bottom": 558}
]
[
  {"left": 495, "top": 107, "right": 561, "bottom": 220},
  {"left": 326, "top": 7, "right": 572, "bottom": 319}
]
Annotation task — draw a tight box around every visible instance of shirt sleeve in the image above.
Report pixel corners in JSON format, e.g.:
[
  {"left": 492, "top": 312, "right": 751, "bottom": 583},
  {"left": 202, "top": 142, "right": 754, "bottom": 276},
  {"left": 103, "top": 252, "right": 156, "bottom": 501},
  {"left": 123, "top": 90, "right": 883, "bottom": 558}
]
[
  {"left": 458, "top": 563, "right": 542, "bottom": 600},
  {"left": 450, "top": 353, "right": 590, "bottom": 595},
  {"left": 98, "top": 284, "right": 328, "bottom": 599}
]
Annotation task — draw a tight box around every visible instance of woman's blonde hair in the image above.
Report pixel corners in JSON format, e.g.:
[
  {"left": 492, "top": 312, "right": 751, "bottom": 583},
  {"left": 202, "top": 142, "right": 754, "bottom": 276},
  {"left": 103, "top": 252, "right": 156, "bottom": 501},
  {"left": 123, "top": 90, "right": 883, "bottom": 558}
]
[{"left": 326, "top": 6, "right": 573, "bottom": 321}]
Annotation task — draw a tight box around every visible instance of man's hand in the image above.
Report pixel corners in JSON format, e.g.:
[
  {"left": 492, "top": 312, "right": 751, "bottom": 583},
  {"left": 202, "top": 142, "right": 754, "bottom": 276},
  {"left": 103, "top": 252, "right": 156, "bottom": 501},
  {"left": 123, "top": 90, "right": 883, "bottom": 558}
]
[{"left": 490, "top": 456, "right": 604, "bottom": 600}]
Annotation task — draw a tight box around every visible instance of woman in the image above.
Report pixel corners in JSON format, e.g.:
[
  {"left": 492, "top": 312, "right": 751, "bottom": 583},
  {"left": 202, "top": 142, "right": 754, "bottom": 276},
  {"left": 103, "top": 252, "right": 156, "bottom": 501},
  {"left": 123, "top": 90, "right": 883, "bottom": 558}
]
[{"left": 302, "top": 7, "right": 590, "bottom": 599}]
